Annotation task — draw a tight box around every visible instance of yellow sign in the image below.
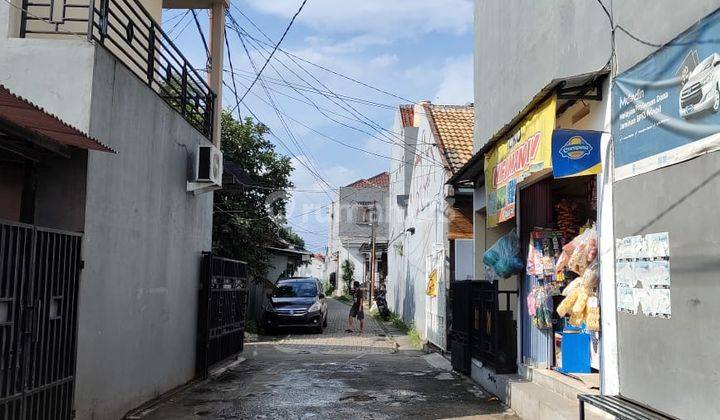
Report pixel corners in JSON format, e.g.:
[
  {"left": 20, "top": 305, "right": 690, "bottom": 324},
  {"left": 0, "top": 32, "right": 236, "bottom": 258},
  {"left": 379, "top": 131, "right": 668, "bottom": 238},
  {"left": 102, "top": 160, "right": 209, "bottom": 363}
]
[
  {"left": 426, "top": 268, "right": 438, "bottom": 297},
  {"left": 485, "top": 96, "right": 556, "bottom": 227}
]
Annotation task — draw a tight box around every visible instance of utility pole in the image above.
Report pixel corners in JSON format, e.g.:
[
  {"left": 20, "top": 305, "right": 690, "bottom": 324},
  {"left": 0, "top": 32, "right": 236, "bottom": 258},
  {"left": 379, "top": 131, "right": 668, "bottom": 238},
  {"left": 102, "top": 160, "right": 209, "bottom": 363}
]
[{"left": 368, "top": 200, "right": 377, "bottom": 308}]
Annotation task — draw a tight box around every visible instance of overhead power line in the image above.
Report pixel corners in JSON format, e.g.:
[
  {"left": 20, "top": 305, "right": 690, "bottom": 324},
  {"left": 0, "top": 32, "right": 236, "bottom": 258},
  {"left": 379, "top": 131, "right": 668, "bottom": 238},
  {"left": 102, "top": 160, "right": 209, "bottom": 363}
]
[
  {"left": 228, "top": 20, "right": 445, "bottom": 167},
  {"left": 232, "top": 4, "right": 416, "bottom": 104},
  {"left": 238, "top": 0, "right": 309, "bottom": 103}
]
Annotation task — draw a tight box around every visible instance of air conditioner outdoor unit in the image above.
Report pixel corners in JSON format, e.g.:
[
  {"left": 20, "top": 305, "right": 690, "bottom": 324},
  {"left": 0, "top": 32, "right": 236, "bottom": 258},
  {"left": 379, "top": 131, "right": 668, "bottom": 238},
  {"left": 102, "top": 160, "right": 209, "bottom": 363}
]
[{"left": 187, "top": 144, "right": 223, "bottom": 194}]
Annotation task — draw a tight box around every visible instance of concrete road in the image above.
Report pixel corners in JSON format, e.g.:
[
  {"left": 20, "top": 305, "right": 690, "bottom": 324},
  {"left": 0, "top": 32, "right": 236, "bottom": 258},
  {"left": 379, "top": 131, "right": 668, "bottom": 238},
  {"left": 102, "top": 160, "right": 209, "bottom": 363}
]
[{"left": 144, "top": 299, "right": 518, "bottom": 420}]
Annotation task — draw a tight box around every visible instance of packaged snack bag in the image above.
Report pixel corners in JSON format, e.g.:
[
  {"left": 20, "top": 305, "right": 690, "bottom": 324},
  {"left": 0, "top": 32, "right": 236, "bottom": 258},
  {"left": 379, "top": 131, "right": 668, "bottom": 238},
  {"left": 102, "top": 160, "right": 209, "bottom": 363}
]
[
  {"left": 572, "top": 288, "right": 589, "bottom": 315},
  {"left": 557, "top": 287, "right": 579, "bottom": 317},
  {"left": 586, "top": 297, "right": 601, "bottom": 331}
]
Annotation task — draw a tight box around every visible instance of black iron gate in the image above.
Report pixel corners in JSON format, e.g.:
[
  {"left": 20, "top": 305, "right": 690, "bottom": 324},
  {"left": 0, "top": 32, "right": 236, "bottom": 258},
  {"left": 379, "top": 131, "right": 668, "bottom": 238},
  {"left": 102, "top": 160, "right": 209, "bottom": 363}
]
[
  {"left": 196, "top": 253, "right": 248, "bottom": 378},
  {"left": 0, "top": 220, "right": 82, "bottom": 420},
  {"left": 450, "top": 280, "right": 519, "bottom": 376},
  {"left": 449, "top": 281, "right": 473, "bottom": 374}
]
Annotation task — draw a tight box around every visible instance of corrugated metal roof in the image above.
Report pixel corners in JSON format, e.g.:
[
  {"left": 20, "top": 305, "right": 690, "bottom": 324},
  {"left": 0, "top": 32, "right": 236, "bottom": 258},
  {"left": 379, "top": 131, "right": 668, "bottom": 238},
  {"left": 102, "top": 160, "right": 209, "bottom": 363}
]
[
  {"left": 0, "top": 84, "right": 114, "bottom": 153},
  {"left": 446, "top": 69, "right": 610, "bottom": 186}
]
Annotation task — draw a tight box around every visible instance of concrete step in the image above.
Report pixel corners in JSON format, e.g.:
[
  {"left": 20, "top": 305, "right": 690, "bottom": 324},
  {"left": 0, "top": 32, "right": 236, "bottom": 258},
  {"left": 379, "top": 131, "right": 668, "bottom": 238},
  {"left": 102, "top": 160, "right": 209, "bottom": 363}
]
[
  {"left": 529, "top": 368, "right": 599, "bottom": 401},
  {"left": 509, "top": 380, "right": 610, "bottom": 420}
]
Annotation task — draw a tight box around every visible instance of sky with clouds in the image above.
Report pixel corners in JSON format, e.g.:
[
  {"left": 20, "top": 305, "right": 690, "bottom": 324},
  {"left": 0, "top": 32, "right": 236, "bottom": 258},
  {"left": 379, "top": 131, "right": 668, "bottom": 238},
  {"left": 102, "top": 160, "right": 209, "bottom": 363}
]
[{"left": 166, "top": 0, "right": 473, "bottom": 252}]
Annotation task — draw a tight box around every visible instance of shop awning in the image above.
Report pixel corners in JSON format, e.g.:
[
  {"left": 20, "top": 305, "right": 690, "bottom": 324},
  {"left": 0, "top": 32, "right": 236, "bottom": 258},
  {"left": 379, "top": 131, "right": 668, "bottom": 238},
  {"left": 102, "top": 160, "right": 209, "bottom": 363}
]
[
  {"left": 446, "top": 70, "right": 609, "bottom": 187},
  {"left": 0, "top": 84, "right": 115, "bottom": 154}
]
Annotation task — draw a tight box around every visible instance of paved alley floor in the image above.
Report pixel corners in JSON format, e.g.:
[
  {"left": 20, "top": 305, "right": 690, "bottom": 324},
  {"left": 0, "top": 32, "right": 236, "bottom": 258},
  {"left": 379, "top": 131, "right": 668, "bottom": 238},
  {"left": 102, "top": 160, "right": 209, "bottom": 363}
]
[{"left": 144, "top": 299, "right": 518, "bottom": 420}]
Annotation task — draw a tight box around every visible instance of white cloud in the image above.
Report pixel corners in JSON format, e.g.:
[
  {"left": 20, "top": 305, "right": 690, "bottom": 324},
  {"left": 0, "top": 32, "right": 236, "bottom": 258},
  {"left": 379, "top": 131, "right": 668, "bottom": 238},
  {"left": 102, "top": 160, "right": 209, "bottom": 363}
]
[
  {"left": 433, "top": 55, "right": 473, "bottom": 104},
  {"left": 368, "top": 53, "right": 399, "bottom": 69},
  {"left": 245, "top": 0, "right": 473, "bottom": 43}
]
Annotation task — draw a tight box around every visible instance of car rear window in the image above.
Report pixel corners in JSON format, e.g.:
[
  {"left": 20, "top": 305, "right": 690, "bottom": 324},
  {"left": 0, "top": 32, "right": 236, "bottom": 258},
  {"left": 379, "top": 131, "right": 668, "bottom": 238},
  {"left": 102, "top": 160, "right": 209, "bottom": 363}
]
[{"left": 273, "top": 281, "right": 317, "bottom": 298}]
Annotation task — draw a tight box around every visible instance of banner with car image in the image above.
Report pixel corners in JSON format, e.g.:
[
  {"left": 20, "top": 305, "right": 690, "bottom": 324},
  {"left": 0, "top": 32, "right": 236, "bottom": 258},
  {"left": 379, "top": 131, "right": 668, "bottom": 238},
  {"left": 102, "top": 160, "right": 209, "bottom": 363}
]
[{"left": 613, "top": 9, "right": 720, "bottom": 180}]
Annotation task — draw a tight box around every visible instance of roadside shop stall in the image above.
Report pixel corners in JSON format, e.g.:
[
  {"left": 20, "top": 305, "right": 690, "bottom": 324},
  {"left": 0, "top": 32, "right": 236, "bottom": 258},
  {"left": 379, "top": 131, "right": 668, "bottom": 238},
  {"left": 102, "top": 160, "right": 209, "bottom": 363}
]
[{"left": 483, "top": 92, "right": 606, "bottom": 379}]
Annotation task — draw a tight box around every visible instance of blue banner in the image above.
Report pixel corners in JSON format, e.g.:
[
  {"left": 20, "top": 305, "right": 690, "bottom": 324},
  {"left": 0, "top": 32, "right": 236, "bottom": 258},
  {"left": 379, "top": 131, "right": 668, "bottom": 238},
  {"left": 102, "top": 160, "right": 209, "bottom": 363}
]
[
  {"left": 612, "top": 9, "right": 720, "bottom": 180},
  {"left": 551, "top": 129, "right": 602, "bottom": 178}
]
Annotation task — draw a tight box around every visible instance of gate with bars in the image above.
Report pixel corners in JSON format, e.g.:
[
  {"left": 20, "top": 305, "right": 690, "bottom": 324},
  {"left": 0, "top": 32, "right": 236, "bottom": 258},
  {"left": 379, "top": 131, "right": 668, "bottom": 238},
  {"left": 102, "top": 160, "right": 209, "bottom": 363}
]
[
  {"left": 196, "top": 253, "right": 248, "bottom": 379},
  {"left": 0, "top": 220, "right": 82, "bottom": 420},
  {"left": 425, "top": 246, "right": 447, "bottom": 350}
]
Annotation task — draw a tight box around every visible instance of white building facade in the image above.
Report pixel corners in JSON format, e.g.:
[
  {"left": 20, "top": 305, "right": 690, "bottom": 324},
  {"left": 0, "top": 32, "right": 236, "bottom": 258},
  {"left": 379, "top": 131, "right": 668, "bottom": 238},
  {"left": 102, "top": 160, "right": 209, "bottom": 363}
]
[{"left": 387, "top": 103, "right": 474, "bottom": 351}]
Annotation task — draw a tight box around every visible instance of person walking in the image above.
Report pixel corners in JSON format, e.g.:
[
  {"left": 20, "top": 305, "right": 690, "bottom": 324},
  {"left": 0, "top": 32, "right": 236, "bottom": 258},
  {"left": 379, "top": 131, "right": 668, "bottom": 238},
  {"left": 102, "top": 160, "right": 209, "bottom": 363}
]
[{"left": 346, "top": 281, "right": 364, "bottom": 334}]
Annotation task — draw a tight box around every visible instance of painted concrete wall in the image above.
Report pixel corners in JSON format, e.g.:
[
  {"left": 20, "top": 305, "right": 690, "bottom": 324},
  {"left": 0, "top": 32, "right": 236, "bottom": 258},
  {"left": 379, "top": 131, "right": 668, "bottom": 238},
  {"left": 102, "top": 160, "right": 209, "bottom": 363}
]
[
  {"left": 0, "top": 4, "right": 95, "bottom": 132},
  {"left": 337, "top": 185, "right": 389, "bottom": 241},
  {"left": 74, "top": 47, "right": 213, "bottom": 419},
  {"left": 34, "top": 150, "right": 88, "bottom": 232},
  {"left": 473, "top": 0, "right": 719, "bottom": 150},
  {"left": 387, "top": 109, "right": 418, "bottom": 324},
  {"left": 296, "top": 256, "right": 324, "bottom": 280},
  {"left": 386, "top": 105, "right": 450, "bottom": 336}
]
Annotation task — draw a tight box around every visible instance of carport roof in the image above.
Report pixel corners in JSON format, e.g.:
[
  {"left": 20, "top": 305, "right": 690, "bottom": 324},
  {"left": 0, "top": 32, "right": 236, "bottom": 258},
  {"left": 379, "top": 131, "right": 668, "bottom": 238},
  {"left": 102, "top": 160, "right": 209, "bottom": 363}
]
[{"left": 0, "top": 84, "right": 115, "bottom": 154}]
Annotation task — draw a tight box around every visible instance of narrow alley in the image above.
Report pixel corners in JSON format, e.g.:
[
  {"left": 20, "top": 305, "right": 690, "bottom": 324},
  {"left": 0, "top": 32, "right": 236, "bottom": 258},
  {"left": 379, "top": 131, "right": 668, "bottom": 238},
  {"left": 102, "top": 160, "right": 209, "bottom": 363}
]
[{"left": 143, "top": 299, "right": 517, "bottom": 419}]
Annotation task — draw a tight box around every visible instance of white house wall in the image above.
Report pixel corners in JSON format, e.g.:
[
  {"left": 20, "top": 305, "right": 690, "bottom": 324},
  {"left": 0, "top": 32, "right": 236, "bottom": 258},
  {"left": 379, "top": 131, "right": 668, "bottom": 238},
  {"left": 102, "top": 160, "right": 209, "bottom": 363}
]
[
  {"left": 387, "top": 106, "right": 449, "bottom": 337},
  {"left": 75, "top": 47, "right": 213, "bottom": 419}
]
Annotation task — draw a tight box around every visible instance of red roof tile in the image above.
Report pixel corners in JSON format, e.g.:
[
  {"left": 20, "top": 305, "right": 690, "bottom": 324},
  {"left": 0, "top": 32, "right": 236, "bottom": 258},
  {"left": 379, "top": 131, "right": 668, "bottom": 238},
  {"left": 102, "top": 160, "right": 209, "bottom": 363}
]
[
  {"left": 345, "top": 172, "right": 389, "bottom": 188},
  {"left": 423, "top": 104, "right": 473, "bottom": 174},
  {"left": 399, "top": 105, "right": 414, "bottom": 127}
]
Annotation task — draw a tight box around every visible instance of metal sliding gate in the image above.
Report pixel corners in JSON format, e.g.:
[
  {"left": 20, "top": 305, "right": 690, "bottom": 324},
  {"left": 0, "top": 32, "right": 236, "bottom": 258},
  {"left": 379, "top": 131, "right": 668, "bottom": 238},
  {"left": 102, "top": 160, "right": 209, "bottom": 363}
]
[
  {"left": 0, "top": 220, "right": 82, "bottom": 420},
  {"left": 196, "top": 253, "right": 248, "bottom": 379}
]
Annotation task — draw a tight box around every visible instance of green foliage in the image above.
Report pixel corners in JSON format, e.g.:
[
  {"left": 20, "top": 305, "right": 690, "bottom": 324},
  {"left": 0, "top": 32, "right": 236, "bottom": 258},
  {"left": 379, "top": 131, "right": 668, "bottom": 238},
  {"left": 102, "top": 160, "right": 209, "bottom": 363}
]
[
  {"left": 212, "top": 111, "right": 304, "bottom": 281},
  {"left": 341, "top": 259, "right": 354, "bottom": 293},
  {"left": 323, "top": 281, "right": 335, "bottom": 296},
  {"left": 407, "top": 326, "right": 423, "bottom": 349}
]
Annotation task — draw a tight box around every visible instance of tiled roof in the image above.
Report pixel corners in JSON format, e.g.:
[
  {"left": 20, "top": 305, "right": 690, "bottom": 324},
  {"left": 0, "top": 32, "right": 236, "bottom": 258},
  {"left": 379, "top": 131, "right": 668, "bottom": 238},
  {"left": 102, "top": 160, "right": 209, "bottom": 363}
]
[
  {"left": 399, "top": 104, "right": 414, "bottom": 127},
  {"left": 424, "top": 104, "right": 474, "bottom": 174},
  {"left": 345, "top": 172, "right": 390, "bottom": 188}
]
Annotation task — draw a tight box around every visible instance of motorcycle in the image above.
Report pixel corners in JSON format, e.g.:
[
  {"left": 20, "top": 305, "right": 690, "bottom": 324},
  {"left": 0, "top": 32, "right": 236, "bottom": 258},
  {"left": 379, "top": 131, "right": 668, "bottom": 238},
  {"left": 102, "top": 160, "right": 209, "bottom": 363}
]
[{"left": 375, "top": 288, "right": 390, "bottom": 320}]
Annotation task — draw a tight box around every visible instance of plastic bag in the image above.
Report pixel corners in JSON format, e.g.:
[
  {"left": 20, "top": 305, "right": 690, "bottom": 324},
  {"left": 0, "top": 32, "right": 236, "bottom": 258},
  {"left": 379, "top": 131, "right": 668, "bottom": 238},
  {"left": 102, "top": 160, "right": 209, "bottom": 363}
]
[
  {"left": 555, "top": 225, "right": 598, "bottom": 275},
  {"left": 483, "top": 228, "right": 523, "bottom": 279},
  {"left": 562, "top": 277, "right": 584, "bottom": 297}
]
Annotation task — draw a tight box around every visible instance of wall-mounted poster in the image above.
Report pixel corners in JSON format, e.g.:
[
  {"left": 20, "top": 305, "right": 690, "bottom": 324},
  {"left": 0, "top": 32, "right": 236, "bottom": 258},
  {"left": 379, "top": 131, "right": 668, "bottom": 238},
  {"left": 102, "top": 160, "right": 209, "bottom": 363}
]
[
  {"left": 615, "top": 232, "right": 671, "bottom": 318},
  {"left": 613, "top": 9, "right": 720, "bottom": 181}
]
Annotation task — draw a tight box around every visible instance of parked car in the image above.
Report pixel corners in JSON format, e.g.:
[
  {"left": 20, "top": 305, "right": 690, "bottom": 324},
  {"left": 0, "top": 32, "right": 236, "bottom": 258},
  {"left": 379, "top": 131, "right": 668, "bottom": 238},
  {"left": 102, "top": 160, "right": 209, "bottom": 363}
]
[
  {"left": 680, "top": 52, "right": 720, "bottom": 118},
  {"left": 263, "top": 277, "right": 328, "bottom": 333}
]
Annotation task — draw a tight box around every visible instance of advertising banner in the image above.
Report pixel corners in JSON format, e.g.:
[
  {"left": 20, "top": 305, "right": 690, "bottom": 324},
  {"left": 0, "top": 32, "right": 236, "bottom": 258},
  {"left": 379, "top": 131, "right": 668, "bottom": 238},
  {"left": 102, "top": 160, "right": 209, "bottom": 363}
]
[
  {"left": 551, "top": 129, "right": 602, "bottom": 178},
  {"left": 613, "top": 10, "right": 720, "bottom": 180},
  {"left": 485, "top": 97, "right": 556, "bottom": 227}
]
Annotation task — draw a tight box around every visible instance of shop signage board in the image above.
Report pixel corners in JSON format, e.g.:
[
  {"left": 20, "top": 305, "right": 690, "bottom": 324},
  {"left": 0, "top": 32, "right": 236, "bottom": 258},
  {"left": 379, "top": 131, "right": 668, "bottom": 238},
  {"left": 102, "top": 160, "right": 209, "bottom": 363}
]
[
  {"left": 613, "top": 9, "right": 720, "bottom": 181},
  {"left": 551, "top": 129, "right": 602, "bottom": 178},
  {"left": 485, "top": 97, "right": 556, "bottom": 227}
]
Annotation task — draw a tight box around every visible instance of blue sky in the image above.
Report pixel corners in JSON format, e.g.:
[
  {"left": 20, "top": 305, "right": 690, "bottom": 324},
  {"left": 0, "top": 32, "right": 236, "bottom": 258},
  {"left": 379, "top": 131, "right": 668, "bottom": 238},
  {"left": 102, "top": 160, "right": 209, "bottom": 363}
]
[{"left": 165, "top": 0, "right": 473, "bottom": 252}]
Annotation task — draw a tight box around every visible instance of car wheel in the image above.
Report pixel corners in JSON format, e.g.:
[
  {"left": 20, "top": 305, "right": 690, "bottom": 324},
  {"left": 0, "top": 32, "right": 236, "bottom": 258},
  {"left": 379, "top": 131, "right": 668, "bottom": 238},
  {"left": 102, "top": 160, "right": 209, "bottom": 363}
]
[
  {"left": 323, "top": 315, "right": 328, "bottom": 328},
  {"left": 315, "top": 325, "right": 324, "bottom": 334}
]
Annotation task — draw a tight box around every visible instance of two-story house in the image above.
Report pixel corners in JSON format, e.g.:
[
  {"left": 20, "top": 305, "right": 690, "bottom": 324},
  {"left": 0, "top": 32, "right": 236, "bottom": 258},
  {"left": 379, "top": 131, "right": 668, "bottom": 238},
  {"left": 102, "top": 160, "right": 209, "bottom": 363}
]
[
  {"left": 325, "top": 172, "right": 389, "bottom": 297},
  {"left": 0, "top": 0, "right": 227, "bottom": 417}
]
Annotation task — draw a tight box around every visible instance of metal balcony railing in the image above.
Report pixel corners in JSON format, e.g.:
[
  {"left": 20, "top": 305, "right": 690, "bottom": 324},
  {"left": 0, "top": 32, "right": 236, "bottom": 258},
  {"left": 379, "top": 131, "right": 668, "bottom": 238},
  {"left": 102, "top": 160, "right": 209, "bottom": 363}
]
[{"left": 19, "top": 0, "right": 215, "bottom": 140}]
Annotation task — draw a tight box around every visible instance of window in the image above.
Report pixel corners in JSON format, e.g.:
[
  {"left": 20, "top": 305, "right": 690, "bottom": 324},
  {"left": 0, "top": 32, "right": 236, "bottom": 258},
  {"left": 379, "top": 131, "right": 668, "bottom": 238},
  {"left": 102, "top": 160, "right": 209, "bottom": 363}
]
[{"left": 355, "top": 201, "right": 375, "bottom": 224}]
